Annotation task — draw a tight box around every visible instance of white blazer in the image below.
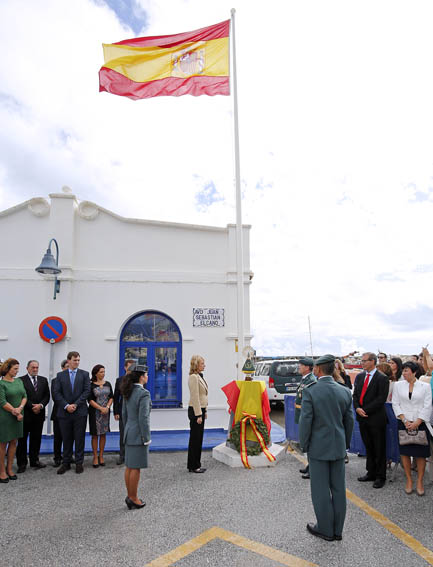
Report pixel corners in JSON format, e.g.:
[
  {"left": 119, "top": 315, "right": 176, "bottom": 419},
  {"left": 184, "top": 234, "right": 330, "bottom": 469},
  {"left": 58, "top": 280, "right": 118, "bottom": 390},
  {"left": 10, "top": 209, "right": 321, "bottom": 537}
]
[{"left": 392, "top": 380, "right": 432, "bottom": 423}]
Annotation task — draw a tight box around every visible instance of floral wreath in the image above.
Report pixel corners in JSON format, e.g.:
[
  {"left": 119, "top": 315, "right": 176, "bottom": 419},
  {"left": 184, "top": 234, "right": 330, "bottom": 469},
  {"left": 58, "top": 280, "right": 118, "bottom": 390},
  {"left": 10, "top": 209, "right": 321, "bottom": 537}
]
[{"left": 229, "top": 418, "right": 270, "bottom": 456}]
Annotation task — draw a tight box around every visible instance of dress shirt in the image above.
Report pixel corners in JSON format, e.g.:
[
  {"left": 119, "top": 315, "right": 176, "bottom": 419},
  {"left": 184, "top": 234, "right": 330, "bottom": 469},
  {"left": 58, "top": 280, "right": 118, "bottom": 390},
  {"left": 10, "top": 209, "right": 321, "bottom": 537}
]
[
  {"left": 28, "top": 374, "right": 43, "bottom": 408},
  {"left": 364, "top": 367, "right": 376, "bottom": 383},
  {"left": 65, "top": 369, "right": 77, "bottom": 409}
]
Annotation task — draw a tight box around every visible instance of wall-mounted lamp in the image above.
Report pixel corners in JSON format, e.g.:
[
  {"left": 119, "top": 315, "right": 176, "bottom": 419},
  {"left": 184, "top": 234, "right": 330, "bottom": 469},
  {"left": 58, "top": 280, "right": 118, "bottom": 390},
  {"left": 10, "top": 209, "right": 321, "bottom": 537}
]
[{"left": 35, "top": 238, "right": 61, "bottom": 300}]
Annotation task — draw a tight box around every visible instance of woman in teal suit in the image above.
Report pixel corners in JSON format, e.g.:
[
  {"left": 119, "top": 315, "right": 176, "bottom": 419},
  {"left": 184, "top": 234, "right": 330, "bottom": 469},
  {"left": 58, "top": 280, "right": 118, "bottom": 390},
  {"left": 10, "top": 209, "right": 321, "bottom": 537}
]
[{"left": 120, "top": 365, "right": 151, "bottom": 509}]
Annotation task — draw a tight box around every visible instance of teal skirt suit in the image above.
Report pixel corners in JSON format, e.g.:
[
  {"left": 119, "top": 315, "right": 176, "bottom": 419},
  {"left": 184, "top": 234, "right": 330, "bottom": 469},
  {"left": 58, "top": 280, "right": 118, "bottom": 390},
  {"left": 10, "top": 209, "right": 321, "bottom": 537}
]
[{"left": 122, "top": 384, "right": 151, "bottom": 469}]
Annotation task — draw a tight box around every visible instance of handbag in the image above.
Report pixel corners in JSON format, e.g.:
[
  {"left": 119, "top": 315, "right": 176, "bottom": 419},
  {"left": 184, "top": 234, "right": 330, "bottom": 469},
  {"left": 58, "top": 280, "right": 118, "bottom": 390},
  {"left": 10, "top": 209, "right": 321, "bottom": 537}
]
[{"left": 398, "top": 428, "right": 429, "bottom": 446}]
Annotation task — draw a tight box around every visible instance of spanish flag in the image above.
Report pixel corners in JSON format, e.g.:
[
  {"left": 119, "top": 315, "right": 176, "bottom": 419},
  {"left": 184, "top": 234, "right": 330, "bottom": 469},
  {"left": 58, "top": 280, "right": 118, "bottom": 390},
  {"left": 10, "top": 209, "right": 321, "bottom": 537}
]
[
  {"left": 222, "top": 380, "right": 272, "bottom": 440},
  {"left": 99, "top": 20, "right": 230, "bottom": 100}
]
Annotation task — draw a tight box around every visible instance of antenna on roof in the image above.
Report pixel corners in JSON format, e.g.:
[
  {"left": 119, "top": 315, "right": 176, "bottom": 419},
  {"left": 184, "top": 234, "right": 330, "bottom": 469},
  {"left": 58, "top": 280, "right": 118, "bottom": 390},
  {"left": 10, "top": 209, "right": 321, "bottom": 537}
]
[{"left": 308, "top": 315, "right": 314, "bottom": 358}]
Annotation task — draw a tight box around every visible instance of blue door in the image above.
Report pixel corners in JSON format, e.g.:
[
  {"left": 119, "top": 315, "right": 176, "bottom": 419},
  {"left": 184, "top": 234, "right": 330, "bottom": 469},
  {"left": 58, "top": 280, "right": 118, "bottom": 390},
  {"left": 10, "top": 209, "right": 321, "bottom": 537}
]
[{"left": 120, "top": 311, "right": 182, "bottom": 408}]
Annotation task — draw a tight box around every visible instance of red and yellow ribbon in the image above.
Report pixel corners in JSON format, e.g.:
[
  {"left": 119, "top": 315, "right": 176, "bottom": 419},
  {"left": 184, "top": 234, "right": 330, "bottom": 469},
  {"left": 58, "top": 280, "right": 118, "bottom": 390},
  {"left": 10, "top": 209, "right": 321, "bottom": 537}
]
[{"left": 239, "top": 412, "right": 276, "bottom": 469}]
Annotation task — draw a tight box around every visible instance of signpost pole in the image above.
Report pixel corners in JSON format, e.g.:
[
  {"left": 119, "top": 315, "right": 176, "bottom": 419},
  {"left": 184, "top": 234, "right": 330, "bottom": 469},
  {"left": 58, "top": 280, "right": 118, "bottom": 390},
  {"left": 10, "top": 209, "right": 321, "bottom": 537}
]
[
  {"left": 46, "top": 339, "right": 55, "bottom": 435},
  {"left": 39, "top": 316, "right": 67, "bottom": 436}
]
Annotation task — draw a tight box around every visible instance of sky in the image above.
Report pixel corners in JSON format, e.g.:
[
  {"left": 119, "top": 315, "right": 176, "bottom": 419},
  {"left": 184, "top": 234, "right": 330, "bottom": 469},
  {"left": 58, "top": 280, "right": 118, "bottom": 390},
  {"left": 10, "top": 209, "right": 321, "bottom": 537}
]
[{"left": 1, "top": 0, "right": 433, "bottom": 356}]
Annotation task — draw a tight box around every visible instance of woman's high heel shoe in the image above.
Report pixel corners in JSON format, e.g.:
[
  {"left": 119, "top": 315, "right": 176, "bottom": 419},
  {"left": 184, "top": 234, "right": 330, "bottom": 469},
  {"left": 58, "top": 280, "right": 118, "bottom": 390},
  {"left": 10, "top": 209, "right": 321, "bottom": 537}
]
[
  {"left": 125, "top": 496, "right": 145, "bottom": 509},
  {"left": 98, "top": 457, "right": 105, "bottom": 467}
]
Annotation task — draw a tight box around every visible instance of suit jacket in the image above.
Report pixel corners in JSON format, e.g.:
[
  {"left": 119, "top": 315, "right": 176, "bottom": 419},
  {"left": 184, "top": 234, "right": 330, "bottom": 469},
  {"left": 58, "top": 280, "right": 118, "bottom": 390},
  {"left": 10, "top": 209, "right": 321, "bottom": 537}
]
[
  {"left": 122, "top": 385, "right": 151, "bottom": 446},
  {"left": 188, "top": 373, "right": 208, "bottom": 416},
  {"left": 50, "top": 378, "right": 58, "bottom": 421},
  {"left": 19, "top": 374, "right": 50, "bottom": 420},
  {"left": 52, "top": 368, "right": 90, "bottom": 418},
  {"left": 352, "top": 369, "right": 389, "bottom": 426},
  {"left": 299, "top": 376, "right": 354, "bottom": 460},
  {"left": 113, "top": 375, "right": 125, "bottom": 416}
]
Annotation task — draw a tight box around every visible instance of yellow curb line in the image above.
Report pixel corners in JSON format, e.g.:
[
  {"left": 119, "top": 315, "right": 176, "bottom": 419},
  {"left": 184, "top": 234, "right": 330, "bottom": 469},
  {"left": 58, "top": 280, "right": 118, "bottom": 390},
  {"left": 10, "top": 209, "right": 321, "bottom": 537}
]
[
  {"left": 290, "top": 451, "right": 433, "bottom": 566},
  {"left": 146, "top": 526, "right": 316, "bottom": 567},
  {"left": 346, "top": 490, "right": 433, "bottom": 566}
]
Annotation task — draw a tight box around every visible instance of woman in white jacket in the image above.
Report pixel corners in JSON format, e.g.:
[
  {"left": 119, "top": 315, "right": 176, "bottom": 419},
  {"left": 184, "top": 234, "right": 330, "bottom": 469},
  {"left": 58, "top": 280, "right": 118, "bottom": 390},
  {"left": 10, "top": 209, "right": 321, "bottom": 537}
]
[
  {"left": 392, "top": 361, "right": 432, "bottom": 496},
  {"left": 187, "top": 355, "right": 208, "bottom": 473}
]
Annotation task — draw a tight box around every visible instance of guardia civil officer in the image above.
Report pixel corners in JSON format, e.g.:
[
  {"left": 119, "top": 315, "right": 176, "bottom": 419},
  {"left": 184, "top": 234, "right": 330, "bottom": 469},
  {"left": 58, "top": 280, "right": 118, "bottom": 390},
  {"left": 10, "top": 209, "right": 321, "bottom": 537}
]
[
  {"left": 299, "top": 354, "right": 354, "bottom": 542},
  {"left": 294, "top": 357, "right": 316, "bottom": 479}
]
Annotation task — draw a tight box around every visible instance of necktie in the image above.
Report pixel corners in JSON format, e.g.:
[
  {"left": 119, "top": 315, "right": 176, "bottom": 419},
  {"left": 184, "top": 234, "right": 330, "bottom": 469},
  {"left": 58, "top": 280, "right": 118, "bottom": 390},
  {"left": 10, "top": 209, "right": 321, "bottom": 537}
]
[
  {"left": 359, "top": 373, "right": 370, "bottom": 406},
  {"left": 32, "top": 377, "right": 38, "bottom": 391},
  {"left": 70, "top": 370, "right": 76, "bottom": 389}
]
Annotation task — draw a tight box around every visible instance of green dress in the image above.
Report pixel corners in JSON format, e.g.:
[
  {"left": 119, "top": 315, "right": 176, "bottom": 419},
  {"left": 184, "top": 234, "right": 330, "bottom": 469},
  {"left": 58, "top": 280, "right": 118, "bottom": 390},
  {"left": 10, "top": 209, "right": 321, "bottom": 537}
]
[{"left": 0, "top": 379, "right": 26, "bottom": 442}]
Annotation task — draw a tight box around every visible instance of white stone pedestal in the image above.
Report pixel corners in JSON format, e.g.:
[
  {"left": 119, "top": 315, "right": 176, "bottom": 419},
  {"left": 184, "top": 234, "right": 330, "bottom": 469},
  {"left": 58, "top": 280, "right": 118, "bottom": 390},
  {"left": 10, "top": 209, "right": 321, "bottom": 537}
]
[{"left": 212, "top": 442, "right": 286, "bottom": 468}]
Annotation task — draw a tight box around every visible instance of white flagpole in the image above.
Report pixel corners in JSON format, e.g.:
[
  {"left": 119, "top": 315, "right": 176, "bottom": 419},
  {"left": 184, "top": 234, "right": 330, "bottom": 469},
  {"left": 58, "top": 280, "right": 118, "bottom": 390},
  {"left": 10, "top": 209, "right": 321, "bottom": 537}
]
[
  {"left": 231, "top": 8, "right": 245, "bottom": 379},
  {"left": 308, "top": 315, "right": 314, "bottom": 358}
]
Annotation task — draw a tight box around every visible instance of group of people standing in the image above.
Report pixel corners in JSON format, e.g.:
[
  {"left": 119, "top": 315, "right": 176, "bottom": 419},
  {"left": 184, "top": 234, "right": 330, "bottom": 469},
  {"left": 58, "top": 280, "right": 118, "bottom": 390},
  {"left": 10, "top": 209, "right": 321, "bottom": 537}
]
[
  {"left": 0, "top": 351, "right": 207, "bottom": 510},
  {"left": 0, "top": 351, "right": 152, "bottom": 509},
  {"left": 296, "top": 351, "right": 432, "bottom": 543},
  {"left": 0, "top": 352, "right": 117, "bottom": 479}
]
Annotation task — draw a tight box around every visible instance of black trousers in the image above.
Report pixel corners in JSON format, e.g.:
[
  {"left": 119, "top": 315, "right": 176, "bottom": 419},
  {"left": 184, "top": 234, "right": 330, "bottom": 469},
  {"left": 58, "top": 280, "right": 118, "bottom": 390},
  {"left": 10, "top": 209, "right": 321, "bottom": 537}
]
[
  {"left": 187, "top": 407, "right": 205, "bottom": 470},
  {"left": 59, "top": 414, "right": 87, "bottom": 465},
  {"left": 118, "top": 415, "right": 125, "bottom": 459},
  {"left": 359, "top": 420, "right": 387, "bottom": 480},
  {"left": 52, "top": 419, "right": 63, "bottom": 461},
  {"left": 16, "top": 415, "right": 44, "bottom": 467}
]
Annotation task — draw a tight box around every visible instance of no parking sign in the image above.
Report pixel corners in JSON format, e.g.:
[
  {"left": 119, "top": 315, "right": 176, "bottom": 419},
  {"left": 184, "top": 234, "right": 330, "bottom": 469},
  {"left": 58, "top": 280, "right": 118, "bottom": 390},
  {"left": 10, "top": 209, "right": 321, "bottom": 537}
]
[{"left": 39, "top": 316, "right": 67, "bottom": 343}]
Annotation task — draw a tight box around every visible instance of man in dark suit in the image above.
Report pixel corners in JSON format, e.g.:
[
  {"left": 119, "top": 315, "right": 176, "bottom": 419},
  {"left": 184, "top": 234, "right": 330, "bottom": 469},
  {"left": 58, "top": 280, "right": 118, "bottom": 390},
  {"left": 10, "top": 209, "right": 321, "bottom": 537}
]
[
  {"left": 353, "top": 352, "right": 389, "bottom": 488},
  {"left": 50, "top": 359, "right": 68, "bottom": 467},
  {"left": 113, "top": 359, "right": 134, "bottom": 465},
  {"left": 52, "top": 351, "right": 90, "bottom": 474},
  {"left": 16, "top": 360, "right": 50, "bottom": 472},
  {"left": 299, "top": 354, "right": 354, "bottom": 542}
]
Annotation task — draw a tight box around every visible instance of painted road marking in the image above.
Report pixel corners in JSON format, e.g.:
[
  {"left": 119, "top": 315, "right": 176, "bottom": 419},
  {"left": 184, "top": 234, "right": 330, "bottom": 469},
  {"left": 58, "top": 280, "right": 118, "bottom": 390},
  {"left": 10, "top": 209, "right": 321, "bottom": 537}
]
[
  {"left": 146, "top": 526, "right": 316, "bottom": 567},
  {"left": 289, "top": 449, "right": 433, "bottom": 566}
]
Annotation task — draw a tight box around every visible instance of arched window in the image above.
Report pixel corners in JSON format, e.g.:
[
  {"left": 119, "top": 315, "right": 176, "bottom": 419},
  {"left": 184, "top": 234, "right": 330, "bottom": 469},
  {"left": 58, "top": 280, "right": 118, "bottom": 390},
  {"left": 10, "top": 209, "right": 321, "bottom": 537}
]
[{"left": 120, "top": 311, "right": 182, "bottom": 408}]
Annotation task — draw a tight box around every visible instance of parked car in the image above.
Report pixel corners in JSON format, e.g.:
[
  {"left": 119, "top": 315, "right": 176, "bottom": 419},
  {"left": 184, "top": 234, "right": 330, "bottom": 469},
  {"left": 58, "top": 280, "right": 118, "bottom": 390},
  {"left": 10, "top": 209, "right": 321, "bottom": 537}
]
[
  {"left": 254, "top": 359, "right": 301, "bottom": 406},
  {"left": 270, "top": 360, "right": 302, "bottom": 397}
]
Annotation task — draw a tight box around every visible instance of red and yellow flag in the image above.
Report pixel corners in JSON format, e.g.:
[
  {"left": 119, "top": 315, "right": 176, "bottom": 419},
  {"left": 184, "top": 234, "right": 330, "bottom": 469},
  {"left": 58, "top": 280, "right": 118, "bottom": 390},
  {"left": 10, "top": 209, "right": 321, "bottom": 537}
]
[{"left": 99, "top": 20, "right": 230, "bottom": 100}]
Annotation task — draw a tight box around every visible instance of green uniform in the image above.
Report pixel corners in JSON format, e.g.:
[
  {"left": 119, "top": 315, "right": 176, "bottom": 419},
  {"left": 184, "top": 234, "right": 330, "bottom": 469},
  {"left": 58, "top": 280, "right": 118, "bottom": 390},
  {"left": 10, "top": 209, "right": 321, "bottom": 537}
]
[
  {"left": 294, "top": 372, "right": 316, "bottom": 424},
  {"left": 299, "top": 376, "right": 354, "bottom": 538},
  {"left": 0, "top": 379, "right": 26, "bottom": 442}
]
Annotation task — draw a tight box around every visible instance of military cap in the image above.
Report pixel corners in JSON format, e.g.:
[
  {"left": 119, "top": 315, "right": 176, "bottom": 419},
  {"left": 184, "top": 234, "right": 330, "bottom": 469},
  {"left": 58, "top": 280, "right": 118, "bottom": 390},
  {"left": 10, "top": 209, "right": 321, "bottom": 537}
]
[
  {"left": 314, "top": 354, "right": 335, "bottom": 365},
  {"left": 299, "top": 357, "right": 314, "bottom": 367},
  {"left": 129, "top": 363, "right": 148, "bottom": 373}
]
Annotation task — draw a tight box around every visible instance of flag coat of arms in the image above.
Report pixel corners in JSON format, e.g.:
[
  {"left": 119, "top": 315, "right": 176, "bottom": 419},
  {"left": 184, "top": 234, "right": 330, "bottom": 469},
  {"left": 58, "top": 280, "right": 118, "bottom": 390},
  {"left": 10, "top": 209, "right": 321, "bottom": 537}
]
[{"left": 99, "top": 20, "right": 230, "bottom": 100}]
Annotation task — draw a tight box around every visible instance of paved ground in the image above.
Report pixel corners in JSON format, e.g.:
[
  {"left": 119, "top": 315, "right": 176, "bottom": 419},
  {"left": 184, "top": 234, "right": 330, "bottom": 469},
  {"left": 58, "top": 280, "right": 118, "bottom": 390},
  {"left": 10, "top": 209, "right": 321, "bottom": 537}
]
[{"left": 2, "top": 439, "right": 433, "bottom": 567}]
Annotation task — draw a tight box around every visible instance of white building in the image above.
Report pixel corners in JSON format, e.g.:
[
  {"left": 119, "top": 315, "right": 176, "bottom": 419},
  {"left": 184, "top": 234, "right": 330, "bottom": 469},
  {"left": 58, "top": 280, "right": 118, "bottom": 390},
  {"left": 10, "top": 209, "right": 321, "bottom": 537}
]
[{"left": 0, "top": 189, "right": 252, "bottom": 432}]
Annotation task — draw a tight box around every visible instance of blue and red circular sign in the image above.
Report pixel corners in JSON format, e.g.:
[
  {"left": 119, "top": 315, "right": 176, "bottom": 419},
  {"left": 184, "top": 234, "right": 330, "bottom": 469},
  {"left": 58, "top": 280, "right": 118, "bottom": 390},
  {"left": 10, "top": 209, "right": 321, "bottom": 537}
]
[{"left": 39, "top": 316, "right": 67, "bottom": 343}]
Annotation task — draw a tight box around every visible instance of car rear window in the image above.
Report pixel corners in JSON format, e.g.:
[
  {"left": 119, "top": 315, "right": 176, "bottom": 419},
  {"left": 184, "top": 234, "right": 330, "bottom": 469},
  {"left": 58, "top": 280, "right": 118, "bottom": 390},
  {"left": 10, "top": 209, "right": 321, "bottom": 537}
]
[{"left": 273, "top": 362, "right": 299, "bottom": 377}]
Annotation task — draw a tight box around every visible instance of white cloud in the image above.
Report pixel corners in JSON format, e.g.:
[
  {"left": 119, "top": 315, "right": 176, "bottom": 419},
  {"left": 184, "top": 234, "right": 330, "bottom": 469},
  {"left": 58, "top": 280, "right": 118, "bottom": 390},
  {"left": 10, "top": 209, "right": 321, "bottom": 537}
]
[{"left": 2, "top": 0, "right": 433, "bottom": 355}]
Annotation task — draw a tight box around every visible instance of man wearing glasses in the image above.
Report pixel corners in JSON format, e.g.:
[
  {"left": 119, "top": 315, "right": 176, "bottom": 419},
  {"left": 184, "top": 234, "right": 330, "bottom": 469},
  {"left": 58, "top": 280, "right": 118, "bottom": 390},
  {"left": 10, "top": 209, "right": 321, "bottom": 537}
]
[
  {"left": 378, "top": 353, "right": 387, "bottom": 363},
  {"left": 353, "top": 352, "right": 389, "bottom": 488}
]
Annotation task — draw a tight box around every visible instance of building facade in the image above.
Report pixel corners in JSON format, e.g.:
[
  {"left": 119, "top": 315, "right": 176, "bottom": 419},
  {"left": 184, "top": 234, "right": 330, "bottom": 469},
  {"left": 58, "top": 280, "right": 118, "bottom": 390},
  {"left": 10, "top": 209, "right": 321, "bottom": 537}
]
[{"left": 0, "top": 189, "right": 252, "bottom": 431}]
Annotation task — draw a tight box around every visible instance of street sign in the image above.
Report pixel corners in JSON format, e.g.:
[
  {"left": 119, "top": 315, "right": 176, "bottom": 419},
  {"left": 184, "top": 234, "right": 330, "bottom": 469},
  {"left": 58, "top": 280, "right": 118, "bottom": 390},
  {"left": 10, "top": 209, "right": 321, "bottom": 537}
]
[
  {"left": 39, "top": 316, "right": 67, "bottom": 343},
  {"left": 193, "top": 308, "right": 225, "bottom": 327}
]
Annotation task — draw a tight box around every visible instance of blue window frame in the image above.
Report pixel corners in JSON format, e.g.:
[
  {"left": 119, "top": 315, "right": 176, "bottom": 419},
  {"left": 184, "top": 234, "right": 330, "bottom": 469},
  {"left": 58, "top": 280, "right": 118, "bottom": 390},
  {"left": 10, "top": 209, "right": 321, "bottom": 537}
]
[{"left": 120, "top": 311, "right": 182, "bottom": 408}]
